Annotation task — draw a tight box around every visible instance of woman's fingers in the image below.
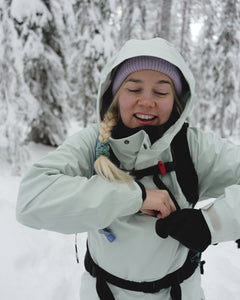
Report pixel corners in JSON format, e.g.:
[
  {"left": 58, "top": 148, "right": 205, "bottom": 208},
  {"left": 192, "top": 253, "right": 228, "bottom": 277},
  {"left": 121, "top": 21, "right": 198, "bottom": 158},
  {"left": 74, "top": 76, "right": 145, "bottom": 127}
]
[
  {"left": 140, "top": 189, "right": 177, "bottom": 218},
  {"left": 156, "top": 200, "right": 175, "bottom": 218},
  {"left": 168, "top": 198, "right": 177, "bottom": 212}
]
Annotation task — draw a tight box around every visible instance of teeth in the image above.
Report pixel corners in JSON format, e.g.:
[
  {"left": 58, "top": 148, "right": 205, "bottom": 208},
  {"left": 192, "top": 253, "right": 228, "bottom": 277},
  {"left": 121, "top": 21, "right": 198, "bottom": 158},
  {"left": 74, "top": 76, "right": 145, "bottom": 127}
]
[{"left": 135, "top": 114, "right": 155, "bottom": 120}]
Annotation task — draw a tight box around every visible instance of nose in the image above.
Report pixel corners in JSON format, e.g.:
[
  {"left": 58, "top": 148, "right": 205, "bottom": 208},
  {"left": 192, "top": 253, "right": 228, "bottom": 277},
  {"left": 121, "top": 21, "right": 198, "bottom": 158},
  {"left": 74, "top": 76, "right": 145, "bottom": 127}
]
[{"left": 138, "top": 92, "right": 155, "bottom": 107}]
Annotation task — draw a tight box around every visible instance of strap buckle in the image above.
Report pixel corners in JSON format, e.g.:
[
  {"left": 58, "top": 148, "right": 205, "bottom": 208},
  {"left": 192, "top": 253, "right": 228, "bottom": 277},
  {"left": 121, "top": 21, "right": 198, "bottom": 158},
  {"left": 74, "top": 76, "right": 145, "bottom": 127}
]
[{"left": 158, "top": 161, "right": 166, "bottom": 174}]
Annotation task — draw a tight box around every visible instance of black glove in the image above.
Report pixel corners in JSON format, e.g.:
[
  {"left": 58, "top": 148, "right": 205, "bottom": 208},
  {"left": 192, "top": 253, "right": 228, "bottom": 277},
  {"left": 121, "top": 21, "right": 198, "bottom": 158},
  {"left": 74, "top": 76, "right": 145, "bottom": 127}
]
[{"left": 155, "top": 209, "right": 211, "bottom": 252}]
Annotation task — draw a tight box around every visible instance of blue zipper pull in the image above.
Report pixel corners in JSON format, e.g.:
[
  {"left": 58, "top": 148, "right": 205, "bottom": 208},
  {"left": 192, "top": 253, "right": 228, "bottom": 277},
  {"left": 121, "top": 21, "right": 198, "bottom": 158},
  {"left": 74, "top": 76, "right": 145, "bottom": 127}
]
[{"left": 98, "top": 228, "right": 116, "bottom": 243}]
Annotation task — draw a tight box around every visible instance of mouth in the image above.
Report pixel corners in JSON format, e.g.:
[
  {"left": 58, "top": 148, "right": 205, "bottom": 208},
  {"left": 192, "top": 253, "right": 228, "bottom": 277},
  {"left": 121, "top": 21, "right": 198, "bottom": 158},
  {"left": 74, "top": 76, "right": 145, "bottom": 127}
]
[
  {"left": 133, "top": 113, "right": 157, "bottom": 125},
  {"left": 134, "top": 113, "right": 157, "bottom": 121}
]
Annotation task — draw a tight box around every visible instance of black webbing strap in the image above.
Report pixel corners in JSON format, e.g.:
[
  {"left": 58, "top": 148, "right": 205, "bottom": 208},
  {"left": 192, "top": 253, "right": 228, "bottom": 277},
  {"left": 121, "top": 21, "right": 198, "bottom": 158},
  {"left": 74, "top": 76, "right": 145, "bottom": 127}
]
[
  {"left": 85, "top": 245, "right": 200, "bottom": 300},
  {"left": 130, "top": 159, "right": 180, "bottom": 210},
  {"left": 171, "top": 123, "right": 199, "bottom": 206},
  {"left": 132, "top": 161, "right": 175, "bottom": 179},
  {"left": 130, "top": 161, "right": 180, "bottom": 210},
  {"left": 153, "top": 172, "right": 181, "bottom": 210},
  {"left": 129, "top": 123, "right": 199, "bottom": 208}
]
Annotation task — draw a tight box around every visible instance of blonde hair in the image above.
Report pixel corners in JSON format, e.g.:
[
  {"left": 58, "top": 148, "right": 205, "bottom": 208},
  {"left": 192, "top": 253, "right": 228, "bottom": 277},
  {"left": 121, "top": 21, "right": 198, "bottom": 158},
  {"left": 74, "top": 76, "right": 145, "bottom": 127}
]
[
  {"left": 170, "top": 81, "right": 183, "bottom": 116},
  {"left": 94, "top": 91, "right": 133, "bottom": 182},
  {"left": 174, "top": 93, "right": 183, "bottom": 115},
  {"left": 94, "top": 84, "right": 183, "bottom": 183}
]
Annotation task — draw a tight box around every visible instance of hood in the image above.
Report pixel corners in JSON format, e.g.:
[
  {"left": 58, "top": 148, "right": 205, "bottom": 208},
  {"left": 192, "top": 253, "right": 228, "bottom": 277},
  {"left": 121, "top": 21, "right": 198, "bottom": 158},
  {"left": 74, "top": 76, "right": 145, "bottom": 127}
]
[{"left": 96, "top": 38, "right": 195, "bottom": 143}]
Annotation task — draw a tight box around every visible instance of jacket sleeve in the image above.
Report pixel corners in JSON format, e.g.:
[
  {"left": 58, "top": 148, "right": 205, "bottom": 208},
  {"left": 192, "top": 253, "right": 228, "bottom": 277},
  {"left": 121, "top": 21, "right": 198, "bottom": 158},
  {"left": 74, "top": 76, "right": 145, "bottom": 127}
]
[
  {"left": 188, "top": 127, "right": 240, "bottom": 244},
  {"left": 16, "top": 124, "right": 142, "bottom": 234}
]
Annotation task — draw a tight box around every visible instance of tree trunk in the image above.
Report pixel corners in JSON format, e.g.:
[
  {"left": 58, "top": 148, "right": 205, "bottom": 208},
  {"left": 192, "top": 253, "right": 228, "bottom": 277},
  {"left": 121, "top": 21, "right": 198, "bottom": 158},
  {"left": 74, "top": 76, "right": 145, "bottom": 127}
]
[{"left": 161, "top": 0, "right": 172, "bottom": 40}]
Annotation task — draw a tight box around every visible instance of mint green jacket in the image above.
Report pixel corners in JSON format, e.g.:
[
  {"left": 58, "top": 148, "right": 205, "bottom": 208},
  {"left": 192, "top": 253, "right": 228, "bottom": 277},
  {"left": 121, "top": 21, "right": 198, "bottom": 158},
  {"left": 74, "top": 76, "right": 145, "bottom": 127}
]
[{"left": 17, "top": 38, "right": 240, "bottom": 300}]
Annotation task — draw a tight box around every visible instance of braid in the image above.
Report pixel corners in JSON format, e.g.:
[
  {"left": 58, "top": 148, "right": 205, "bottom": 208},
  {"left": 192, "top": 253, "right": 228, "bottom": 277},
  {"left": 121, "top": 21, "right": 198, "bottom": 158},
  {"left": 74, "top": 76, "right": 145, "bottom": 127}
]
[
  {"left": 99, "top": 111, "right": 117, "bottom": 142},
  {"left": 94, "top": 93, "right": 133, "bottom": 183}
]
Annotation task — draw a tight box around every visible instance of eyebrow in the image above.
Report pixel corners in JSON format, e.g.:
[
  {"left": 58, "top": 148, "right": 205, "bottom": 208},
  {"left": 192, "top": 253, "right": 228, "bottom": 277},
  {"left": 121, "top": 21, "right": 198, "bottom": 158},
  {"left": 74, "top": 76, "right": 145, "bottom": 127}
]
[
  {"left": 125, "top": 78, "right": 142, "bottom": 83},
  {"left": 125, "top": 78, "right": 171, "bottom": 85}
]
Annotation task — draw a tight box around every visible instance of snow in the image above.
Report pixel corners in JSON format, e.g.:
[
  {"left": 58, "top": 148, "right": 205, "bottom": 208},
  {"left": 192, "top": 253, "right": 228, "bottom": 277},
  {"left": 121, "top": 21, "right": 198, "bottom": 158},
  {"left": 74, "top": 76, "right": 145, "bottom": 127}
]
[
  {"left": 1, "top": 143, "right": 86, "bottom": 300},
  {"left": 1, "top": 139, "right": 240, "bottom": 300},
  {"left": 10, "top": 0, "right": 52, "bottom": 24}
]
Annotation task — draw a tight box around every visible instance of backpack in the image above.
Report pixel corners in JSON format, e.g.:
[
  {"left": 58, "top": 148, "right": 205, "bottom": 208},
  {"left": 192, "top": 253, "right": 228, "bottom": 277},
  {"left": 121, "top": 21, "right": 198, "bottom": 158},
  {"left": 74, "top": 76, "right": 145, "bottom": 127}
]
[
  {"left": 96, "top": 122, "right": 199, "bottom": 210},
  {"left": 80, "top": 124, "right": 238, "bottom": 300},
  {"left": 93, "top": 123, "right": 198, "bottom": 242},
  {"left": 130, "top": 122, "right": 199, "bottom": 208}
]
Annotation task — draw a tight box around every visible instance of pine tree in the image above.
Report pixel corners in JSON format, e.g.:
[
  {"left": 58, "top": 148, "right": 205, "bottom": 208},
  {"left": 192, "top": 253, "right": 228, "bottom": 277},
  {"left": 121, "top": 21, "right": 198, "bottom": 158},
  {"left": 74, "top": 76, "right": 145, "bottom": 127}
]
[
  {"left": 143, "top": 0, "right": 161, "bottom": 39},
  {"left": 117, "top": 0, "right": 147, "bottom": 47},
  {"left": 189, "top": 0, "right": 218, "bottom": 130},
  {"left": 160, "top": 0, "right": 172, "bottom": 40},
  {"left": 0, "top": 2, "right": 39, "bottom": 174},
  {"left": 189, "top": 0, "right": 240, "bottom": 141},
  {"left": 11, "top": 0, "right": 70, "bottom": 146},
  {"left": 50, "top": 0, "right": 76, "bottom": 115},
  {"left": 213, "top": 0, "right": 240, "bottom": 138},
  {"left": 179, "top": 0, "right": 192, "bottom": 60},
  {"left": 71, "top": 0, "right": 115, "bottom": 127}
]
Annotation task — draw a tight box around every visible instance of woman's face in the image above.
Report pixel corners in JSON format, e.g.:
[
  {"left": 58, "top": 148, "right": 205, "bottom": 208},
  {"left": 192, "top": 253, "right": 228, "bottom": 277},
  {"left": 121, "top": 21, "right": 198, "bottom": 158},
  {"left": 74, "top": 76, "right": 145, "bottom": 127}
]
[{"left": 118, "top": 70, "right": 175, "bottom": 128}]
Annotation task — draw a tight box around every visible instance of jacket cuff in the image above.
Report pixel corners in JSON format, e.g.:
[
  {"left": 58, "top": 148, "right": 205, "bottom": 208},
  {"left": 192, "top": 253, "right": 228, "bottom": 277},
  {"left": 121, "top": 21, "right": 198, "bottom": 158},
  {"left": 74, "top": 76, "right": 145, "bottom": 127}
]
[{"left": 135, "top": 181, "right": 146, "bottom": 201}]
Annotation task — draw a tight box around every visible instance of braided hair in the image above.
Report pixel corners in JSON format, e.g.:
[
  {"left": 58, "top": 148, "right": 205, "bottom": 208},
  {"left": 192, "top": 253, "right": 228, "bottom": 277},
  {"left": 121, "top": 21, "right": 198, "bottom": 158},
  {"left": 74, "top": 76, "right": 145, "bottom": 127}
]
[{"left": 94, "top": 91, "right": 133, "bottom": 182}]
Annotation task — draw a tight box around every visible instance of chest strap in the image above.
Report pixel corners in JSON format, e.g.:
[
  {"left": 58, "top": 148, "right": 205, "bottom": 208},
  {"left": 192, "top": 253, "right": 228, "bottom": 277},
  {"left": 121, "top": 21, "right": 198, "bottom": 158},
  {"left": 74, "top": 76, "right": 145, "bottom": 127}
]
[
  {"left": 85, "top": 245, "right": 201, "bottom": 300},
  {"left": 132, "top": 161, "right": 175, "bottom": 179},
  {"left": 129, "top": 123, "right": 198, "bottom": 208},
  {"left": 131, "top": 161, "right": 180, "bottom": 210}
]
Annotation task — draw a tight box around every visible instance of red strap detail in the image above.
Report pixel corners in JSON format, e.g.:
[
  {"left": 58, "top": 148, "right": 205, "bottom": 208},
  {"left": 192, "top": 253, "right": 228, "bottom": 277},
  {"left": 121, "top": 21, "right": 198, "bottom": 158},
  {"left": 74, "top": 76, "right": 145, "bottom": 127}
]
[{"left": 158, "top": 161, "right": 166, "bottom": 174}]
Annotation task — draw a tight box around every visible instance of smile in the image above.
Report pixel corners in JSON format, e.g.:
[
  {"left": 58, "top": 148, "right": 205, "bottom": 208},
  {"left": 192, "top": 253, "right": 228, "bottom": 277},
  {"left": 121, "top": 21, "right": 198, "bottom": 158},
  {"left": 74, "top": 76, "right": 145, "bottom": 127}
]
[{"left": 134, "top": 114, "right": 157, "bottom": 121}]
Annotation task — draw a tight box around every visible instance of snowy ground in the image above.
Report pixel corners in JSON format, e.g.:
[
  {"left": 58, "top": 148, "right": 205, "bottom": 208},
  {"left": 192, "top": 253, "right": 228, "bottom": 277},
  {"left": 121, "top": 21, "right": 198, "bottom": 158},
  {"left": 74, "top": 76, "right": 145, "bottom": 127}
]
[{"left": 1, "top": 132, "right": 240, "bottom": 300}]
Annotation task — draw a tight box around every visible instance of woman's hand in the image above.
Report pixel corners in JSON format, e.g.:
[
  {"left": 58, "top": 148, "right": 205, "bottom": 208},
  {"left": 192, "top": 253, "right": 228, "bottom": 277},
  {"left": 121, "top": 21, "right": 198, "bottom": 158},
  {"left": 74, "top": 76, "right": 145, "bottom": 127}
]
[{"left": 140, "top": 189, "right": 176, "bottom": 218}]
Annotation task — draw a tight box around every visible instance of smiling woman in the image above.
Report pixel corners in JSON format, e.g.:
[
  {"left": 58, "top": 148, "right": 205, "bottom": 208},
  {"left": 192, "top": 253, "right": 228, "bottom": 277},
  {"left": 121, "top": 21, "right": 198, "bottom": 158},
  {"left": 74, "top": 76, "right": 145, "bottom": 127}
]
[
  {"left": 93, "top": 55, "right": 184, "bottom": 182},
  {"left": 118, "top": 70, "right": 175, "bottom": 128},
  {"left": 16, "top": 38, "right": 240, "bottom": 300}
]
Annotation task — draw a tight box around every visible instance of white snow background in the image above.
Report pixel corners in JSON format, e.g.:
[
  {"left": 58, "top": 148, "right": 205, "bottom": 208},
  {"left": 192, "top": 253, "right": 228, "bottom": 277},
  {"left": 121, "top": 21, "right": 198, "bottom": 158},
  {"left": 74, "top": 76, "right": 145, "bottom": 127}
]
[{"left": 1, "top": 124, "right": 240, "bottom": 300}]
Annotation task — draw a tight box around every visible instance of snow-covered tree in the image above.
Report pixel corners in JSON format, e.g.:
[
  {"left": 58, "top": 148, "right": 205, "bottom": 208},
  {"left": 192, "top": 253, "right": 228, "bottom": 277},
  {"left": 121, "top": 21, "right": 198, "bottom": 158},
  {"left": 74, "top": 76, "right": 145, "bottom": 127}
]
[
  {"left": 179, "top": 0, "right": 192, "bottom": 60},
  {"left": 49, "top": 0, "right": 76, "bottom": 107},
  {"left": 117, "top": 0, "right": 147, "bottom": 47},
  {"left": 188, "top": 1, "right": 217, "bottom": 130},
  {"left": 70, "top": 0, "right": 115, "bottom": 127},
  {"left": 11, "top": 0, "right": 70, "bottom": 146},
  {"left": 1, "top": 0, "right": 240, "bottom": 175},
  {"left": 0, "top": 2, "right": 39, "bottom": 174},
  {"left": 160, "top": 0, "right": 172, "bottom": 40},
  {"left": 212, "top": 0, "right": 240, "bottom": 138},
  {"left": 190, "top": 0, "right": 240, "bottom": 140}
]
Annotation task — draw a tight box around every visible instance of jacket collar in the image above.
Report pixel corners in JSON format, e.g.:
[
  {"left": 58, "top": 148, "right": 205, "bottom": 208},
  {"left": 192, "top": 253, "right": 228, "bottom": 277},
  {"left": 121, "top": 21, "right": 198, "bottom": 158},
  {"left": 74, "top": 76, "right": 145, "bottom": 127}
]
[{"left": 111, "top": 109, "right": 179, "bottom": 145}]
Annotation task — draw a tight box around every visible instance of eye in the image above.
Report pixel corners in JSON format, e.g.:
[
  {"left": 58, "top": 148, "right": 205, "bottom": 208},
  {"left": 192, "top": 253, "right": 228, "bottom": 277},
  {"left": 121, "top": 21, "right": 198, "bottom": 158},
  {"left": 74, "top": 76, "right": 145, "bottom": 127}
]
[
  {"left": 155, "top": 91, "right": 168, "bottom": 96},
  {"left": 128, "top": 89, "right": 141, "bottom": 93}
]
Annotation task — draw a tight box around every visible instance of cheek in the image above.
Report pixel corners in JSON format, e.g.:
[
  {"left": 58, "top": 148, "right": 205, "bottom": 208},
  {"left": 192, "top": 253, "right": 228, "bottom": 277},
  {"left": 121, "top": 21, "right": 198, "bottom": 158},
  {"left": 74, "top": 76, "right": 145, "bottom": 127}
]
[
  {"left": 159, "top": 99, "right": 174, "bottom": 110},
  {"left": 118, "top": 95, "right": 131, "bottom": 114},
  {"left": 166, "top": 101, "right": 174, "bottom": 113}
]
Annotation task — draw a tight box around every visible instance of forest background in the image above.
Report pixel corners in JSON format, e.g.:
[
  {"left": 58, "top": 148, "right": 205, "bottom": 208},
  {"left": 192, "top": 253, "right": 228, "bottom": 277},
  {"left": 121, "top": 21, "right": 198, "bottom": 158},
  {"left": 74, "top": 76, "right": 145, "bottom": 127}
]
[
  {"left": 1, "top": 1, "right": 240, "bottom": 299},
  {"left": 0, "top": 0, "right": 240, "bottom": 175}
]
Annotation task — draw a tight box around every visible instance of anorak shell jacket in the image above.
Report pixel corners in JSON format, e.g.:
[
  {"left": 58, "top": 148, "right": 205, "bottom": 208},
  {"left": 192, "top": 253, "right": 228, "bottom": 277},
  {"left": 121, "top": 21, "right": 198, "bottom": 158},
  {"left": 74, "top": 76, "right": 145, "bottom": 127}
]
[{"left": 17, "top": 38, "right": 240, "bottom": 300}]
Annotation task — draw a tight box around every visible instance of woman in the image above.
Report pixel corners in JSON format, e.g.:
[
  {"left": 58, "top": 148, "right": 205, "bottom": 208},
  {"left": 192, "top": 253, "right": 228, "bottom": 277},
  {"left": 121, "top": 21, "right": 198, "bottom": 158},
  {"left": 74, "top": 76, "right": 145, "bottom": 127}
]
[{"left": 16, "top": 38, "right": 240, "bottom": 300}]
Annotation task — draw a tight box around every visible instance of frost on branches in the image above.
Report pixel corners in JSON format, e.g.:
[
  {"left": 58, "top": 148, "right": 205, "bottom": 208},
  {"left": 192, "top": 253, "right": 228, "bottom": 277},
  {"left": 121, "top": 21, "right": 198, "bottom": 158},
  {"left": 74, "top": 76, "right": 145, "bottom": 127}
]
[
  {"left": 68, "top": 0, "right": 115, "bottom": 127},
  {"left": 0, "top": 2, "right": 39, "bottom": 174},
  {"left": 11, "top": 0, "right": 70, "bottom": 147},
  {"left": 1, "top": 0, "right": 240, "bottom": 175}
]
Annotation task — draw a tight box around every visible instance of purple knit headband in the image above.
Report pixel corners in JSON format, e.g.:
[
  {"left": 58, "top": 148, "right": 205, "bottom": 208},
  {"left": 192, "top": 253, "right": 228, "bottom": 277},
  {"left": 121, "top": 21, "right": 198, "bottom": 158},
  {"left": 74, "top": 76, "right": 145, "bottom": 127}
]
[{"left": 112, "top": 56, "right": 182, "bottom": 96}]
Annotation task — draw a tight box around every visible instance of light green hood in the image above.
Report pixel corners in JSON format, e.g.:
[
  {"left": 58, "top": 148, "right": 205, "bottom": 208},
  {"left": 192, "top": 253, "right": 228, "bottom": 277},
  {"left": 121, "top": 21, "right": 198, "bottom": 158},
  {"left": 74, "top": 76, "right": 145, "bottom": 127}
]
[{"left": 96, "top": 38, "right": 195, "bottom": 144}]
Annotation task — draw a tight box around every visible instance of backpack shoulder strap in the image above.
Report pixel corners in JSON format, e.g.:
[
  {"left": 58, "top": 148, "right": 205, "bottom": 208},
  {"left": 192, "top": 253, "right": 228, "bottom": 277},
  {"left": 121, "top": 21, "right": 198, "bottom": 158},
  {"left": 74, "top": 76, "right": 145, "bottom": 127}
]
[
  {"left": 94, "top": 124, "right": 199, "bottom": 207},
  {"left": 171, "top": 123, "right": 199, "bottom": 206}
]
